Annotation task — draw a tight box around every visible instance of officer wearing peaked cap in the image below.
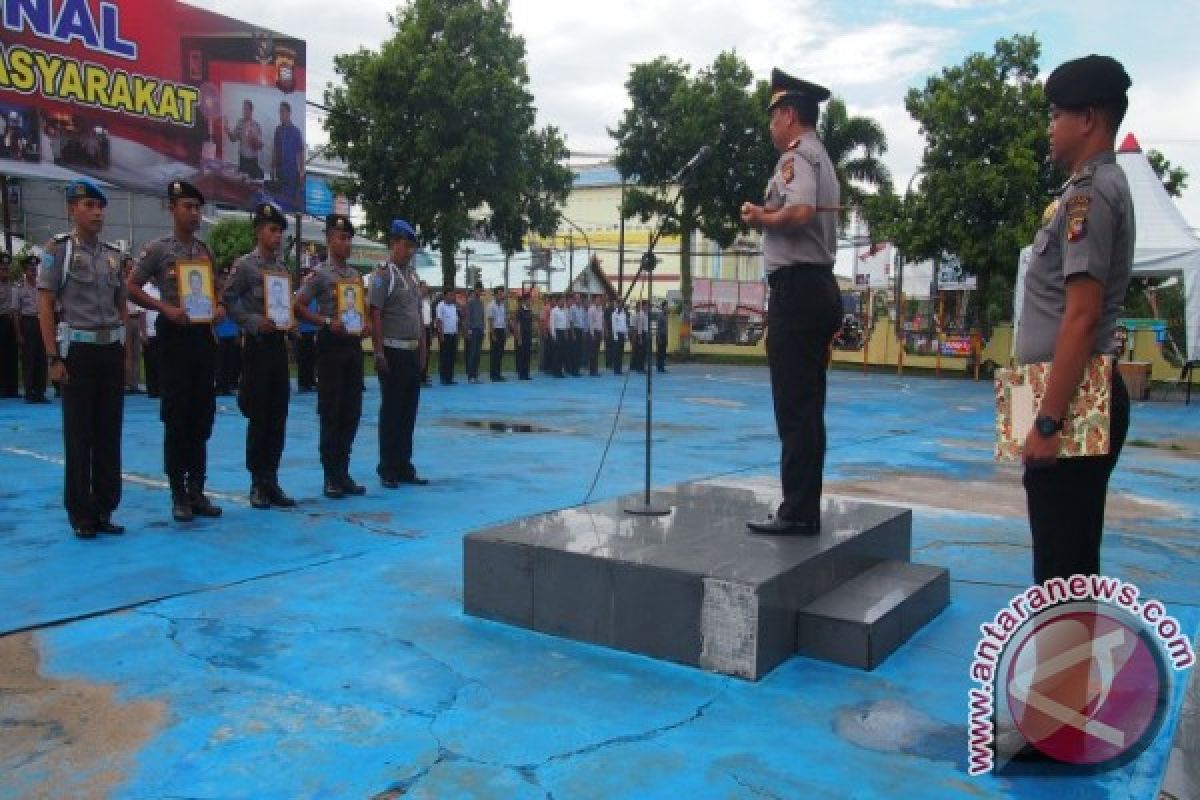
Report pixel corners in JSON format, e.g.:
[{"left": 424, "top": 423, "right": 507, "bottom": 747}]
[
  {"left": 294, "top": 213, "right": 371, "bottom": 498},
  {"left": 128, "top": 180, "right": 224, "bottom": 523},
  {"left": 223, "top": 201, "right": 296, "bottom": 509},
  {"left": 741, "top": 68, "right": 841, "bottom": 536},
  {"left": 1016, "top": 55, "right": 1134, "bottom": 583},
  {"left": 38, "top": 179, "right": 128, "bottom": 538}
]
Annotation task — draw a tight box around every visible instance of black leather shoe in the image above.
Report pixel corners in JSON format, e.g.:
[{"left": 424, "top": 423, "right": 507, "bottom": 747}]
[
  {"left": 172, "top": 493, "right": 194, "bottom": 522},
  {"left": 189, "top": 491, "right": 223, "bottom": 518},
  {"left": 399, "top": 474, "right": 429, "bottom": 486},
  {"left": 746, "top": 516, "right": 820, "bottom": 535},
  {"left": 96, "top": 518, "right": 125, "bottom": 535},
  {"left": 381, "top": 477, "right": 400, "bottom": 489},
  {"left": 74, "top": 524, "right": 98, "bottom": 539},
  {"left": 324, "top": 479, "right": 345, "bottom": 499},
  {"left": 266, "top": 482, "right": 297, "bottom": 508},
  {"left": 340, "top": 475, "right": 366, "bottom": 496},
  {"left": 250, "top": 484, "right": 271, "bottom": 510}
]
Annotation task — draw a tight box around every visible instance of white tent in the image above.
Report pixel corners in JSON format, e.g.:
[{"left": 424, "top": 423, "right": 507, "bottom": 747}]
[{"left": 1013, "top": 134, "right": 1200, "bottom": 359}]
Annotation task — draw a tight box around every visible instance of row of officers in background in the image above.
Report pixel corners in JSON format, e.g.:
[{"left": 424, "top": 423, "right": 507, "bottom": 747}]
[{"left": 28, "top": 178, "right": 428, "bottom": 539}]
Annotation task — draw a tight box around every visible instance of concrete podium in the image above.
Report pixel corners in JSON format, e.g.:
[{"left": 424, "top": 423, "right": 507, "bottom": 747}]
[{"left": 463, "top": 477, "right": 948, "bottom": 680}]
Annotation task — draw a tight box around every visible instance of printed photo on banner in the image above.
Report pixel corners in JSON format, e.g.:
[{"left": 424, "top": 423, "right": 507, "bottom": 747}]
[
  {"left": 337, "top": 281, "right": 365, "bottom": 334},
  {"left": 264, "top": 271, "right": 294, "bottom": 330},
  {"left": 177, "top": 260, "right": 215, "bottom": 322}
]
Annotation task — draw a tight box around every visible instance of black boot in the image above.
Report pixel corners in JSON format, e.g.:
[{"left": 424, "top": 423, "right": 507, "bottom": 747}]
[
  {"left": 340, "top": 465, "right": 366, "bottom": 496},
  {"left": 323, "top": 471, "right": 345, "bottom": 499},
  {"left": 249, "top": 476, "right": 271, "bottom": 510},
  {"left": 170, "top": 478, "right": 194, "bottom": 522},
  {"left": 188, "top": 476, "right": 223, "bottom": 518},
  {"left": 266, "top": 474, "right": 297, "bottom": 508}
]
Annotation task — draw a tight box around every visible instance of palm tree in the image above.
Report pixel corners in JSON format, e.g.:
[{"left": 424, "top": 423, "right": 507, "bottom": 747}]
[{"left": 817, "top": 97, "right": 893, "bottom": 223}]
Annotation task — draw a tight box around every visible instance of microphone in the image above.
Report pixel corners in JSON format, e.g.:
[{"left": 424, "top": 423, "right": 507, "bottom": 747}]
[{"left": 673, "top": 145, "right": 713, "bottom": 183}]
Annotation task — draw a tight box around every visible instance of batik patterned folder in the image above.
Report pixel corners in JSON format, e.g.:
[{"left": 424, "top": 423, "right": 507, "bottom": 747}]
[{"left": 995, "top": 355, "right": 1114, "bottom": 461}]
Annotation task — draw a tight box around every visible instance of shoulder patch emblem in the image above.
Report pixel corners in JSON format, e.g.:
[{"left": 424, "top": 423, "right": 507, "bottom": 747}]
[
  {"left": 1065, "top": 194, "right": 1091, "bottom": 243},
  {"left": 1041, "top": 199, "right": 1060, "bottom": 227},
  {"left": 781, "top": 158, "right": 795, "bottom": 184}
]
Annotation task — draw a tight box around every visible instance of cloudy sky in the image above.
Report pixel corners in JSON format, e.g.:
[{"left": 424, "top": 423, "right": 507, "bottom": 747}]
[{"left": 205, "top": 0, "right": 1200, "bottom": 226}]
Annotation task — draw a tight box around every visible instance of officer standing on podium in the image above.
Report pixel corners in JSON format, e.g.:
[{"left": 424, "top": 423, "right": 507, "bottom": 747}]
[
  {"left": 741, "top": 68, "right": 841, "bottom": 535},
  {"left": 37, "top": 180, "right": 128, "bottom": 538},
  {"left": 128, "top": 181, "right": 223, "bottom": 523},
  {"left": 293, "top": 214, "right": 368, "bottom": 498},
  {"left": 223, "top": 203, "right": 296, "bottom": 510}
]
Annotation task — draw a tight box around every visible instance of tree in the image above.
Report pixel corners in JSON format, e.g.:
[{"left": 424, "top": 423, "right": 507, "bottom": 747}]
[
  {"left": 207, "top": 217, "right": 254, "bottom": 270},
  {"left": 610, "top": 52, "right": 776, "bottom": 319},
  {"left": 322, "top": 0, "right": 572, "bottom": 288},
  {"left": 864, "top": 34, "right": 1053, "bottom": 327},
  {"left": 1147, "top": 149, "right": 1189, "bottom": 198},
  {"left": 817, "top": 97, "right": 893, "bottom": 222}
]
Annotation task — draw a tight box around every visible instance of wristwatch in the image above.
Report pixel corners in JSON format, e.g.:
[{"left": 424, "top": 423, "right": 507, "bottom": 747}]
[
  {"left": 322, "top": 316, "right": 331, "bottom": 329},
  {"left": 46, "top": 353, "right": 61, "bottom": 366},
  {"left": 1034, "top": 415, "right": 1064, "bottom": 437}
]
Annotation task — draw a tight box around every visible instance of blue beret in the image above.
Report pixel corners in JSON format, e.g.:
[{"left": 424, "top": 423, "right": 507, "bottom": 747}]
[
  {"left": 65, "top": 179, "right": 107, "bottom": 206},
  {"left": 389, "top": 219, "right": 417, "bottom": 241}
]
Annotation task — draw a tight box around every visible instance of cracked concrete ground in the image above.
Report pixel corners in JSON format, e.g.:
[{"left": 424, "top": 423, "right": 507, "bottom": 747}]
[{"left": 0, "top": 364, "right": 1196, "bottom": 798}]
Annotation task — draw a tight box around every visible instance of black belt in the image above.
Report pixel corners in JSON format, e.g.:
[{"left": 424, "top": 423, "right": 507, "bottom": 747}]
[{"left": 768, "top": 263, "right": 833, "bottom": 288}]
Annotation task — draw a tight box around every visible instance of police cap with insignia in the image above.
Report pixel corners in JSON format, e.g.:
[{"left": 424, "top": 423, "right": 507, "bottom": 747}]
[
  {"left": 1045, "top": 55, "right": 1131, "bottom": 110},
  {"left": 252, "top": 202, "right": 288, "bottom": 230},
  {"left": 388, "top": 219, "right": 418, "bottom": 242},
  {"left": 65, "top": 178, "right": 107, "bottom": 207},
  {"left": 168, "top": 180, "right": 205, "bottom": 205},
  {"left": 767, "top": 68, "right": 831, "bottom": 112},
  {"left": 325, "top": 213, "right": 355, "bottom": 237}
]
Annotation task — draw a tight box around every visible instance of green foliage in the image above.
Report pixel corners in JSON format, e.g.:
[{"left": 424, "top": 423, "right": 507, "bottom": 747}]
[
  {"left": 817, "top": 97, "right": 892, "bottom": 222},
  {"left": 207, "top": 217, "right": 255, "bottom": 270},
  {"left": 610, "top": 52, "right": 776, "bottom": 309},
  {"left": 864, "top": 34, "right": 1053, "bottom": 328},
  {"left": 322, "top": 0, "right": 572, "bottom": 287},
  {"left": 1147, "top": 149, "right": 1189, "bottom": 198}
]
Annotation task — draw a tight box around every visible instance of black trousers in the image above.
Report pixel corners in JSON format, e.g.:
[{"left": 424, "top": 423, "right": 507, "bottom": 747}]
[
  {"left": 158, "top": 321, "right": 217, "bottom": 486},
  {"left": 143, "top": 336, "right": 161, "bottom": 396},
  {"left": 1024, "top": 373, "right": 1131, "bottom": 583},
  {"left": 0, "top": 317, "right": 17, "bottom": 396},
  {"left": 539, "top": 331, "right": 551, "bottom": 373},
  {"left": 516, "top": 334, "right": 532, "bottom": 379},
  {"left": 19, "top": 316, "right": 46, "bottom": 399},
  {"left": 612, "top": 334, "right": 626, "bottom": 374},
  {"left": 239, "top": 332, "right": 289, "bottom": 480},
  {"left": 589, "top": 331, "right": 601, "bottom": 375},
  {"left": 605, "top": 334, "right": 616, "bottom": 370},
  {"left": 215, "top": 335, "right": 241, "bottom": 392},
  {"left": 568, "top": 329, "right": 581, "bottom": 375},
  {"left": 465, "top": 328, "right": 484, "bottom": 379},
  {"left": 316, "top": 333, "right": 363, "bottom": 477},
  {"left": 378, "top": 347, "right": 421, "bottom": 481},
  {"left": 439, "top": 333, "right": 458, "bottom": 383},
  {"left": 766, "top": 266, "right": 841, "bottom": 523},
  {"left": 421, "top": 325, "right": 433, "bottom": 382},
  {"left": 656, "top": 335, "right": 667, "bottom": 371},
  {"left": 296, "top": 331, "right": 317, "bottom": 390},
  {"left": 552, "top": 331, "right": 566, "bottom": 376},
  {"left": 490, "top": 330, "right": 506, "bottom": 379},
  {"left": 61, "top": 342, "right": 124, "bottom": 527}
]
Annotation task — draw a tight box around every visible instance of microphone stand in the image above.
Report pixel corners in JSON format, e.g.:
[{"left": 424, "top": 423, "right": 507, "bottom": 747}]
[{"left": 622, "top": 172, "right": 695, "bottom": 517}]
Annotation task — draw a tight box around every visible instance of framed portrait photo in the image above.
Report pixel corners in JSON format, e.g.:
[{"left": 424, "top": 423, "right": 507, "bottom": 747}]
[
  {"left": 336, "top": 281, "right": 365, "bottom": 335},
  {"left": 263, "top": 270, "right": 295, "bottom": 330},
  {"left": 176, "top": 260, "right": 216, "bottom": 323}
]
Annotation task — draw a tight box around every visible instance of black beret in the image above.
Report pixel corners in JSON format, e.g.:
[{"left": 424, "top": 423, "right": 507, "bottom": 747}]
[
  {"left": 1045, "top": 55, "right": 1130, "bottom": 109},
  {"left": 168, "top": 180, "right": 205, "bottom": 205},
  {"left": 325, "top": 213, "right": 355, "bottom": 236},
  {"left": 252, "top": 202, "right": 288, "bottom": 230},
  {"left": 768, "top": 68, "right": 831, "bottom": 111}
]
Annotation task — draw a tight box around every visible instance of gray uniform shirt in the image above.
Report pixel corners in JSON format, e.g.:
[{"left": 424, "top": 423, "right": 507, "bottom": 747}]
[
  {"left": 15, "top": 282, "right": 38, "bottom": 316},
  {"left": 467, "top": 296, "right": 485, "bottom": 331},
  {"left": 37, "top": 234, "right": 126, "bottom": 329},
  {"left": 133, "top": 234, "right": 215, "bottom": 309},
  {"left": 223, "top": 250, "right": 289, "bottom": 335},
  {"left": 368, "top": 261, "right": 422, "bottom": 341},
  {"left": 762, "top": 130, "right": 839, "bottom": 271},
  {"left": 1015, "top": 152, "right": 1134, "bottom": 365},
  {"left": 296, "top": 260, "right": 361, "bottom": 318}
]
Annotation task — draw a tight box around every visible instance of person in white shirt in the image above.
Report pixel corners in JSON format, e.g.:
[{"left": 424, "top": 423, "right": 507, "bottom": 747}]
[
  {"left": 549, "top": 296, "right": 569, "bottom": 378},
  {"left": 486, "top": 286, "right": 508, "bottom": 381},
  {"left": 610, "top": 303, "right": 628, "bottom": 375},
  {"left": 419, "top": 281, "right": 432, "bottom": 386},
  {"left": 435, "top": 290, "right": 460, "bottom": 385},
  {"left": 587, "top": 297, "right": 604, "bottom": 376}
]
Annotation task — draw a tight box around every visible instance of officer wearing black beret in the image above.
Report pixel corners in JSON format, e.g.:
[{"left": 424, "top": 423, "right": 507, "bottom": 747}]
[
  {"left": 128, "top": 180, "right": 224, "bottom": 523},
  {"left": 222, "top": 203, "right": 296, "bottom": 509},
  {"left": 1016, "top": 55, "right": 1134, "bottom": 582},
  {"left": 741, "top": 68, "right": 841, "bottom": 536},
  {"left": 294, "top": 213, "right": 370, "bottom": 497}
]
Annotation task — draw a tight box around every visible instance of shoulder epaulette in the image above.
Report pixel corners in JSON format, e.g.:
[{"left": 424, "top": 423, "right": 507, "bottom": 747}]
[
  {"left": 101, "top": 240, "right": 122, "bottom": 252},
  {"left": 52, "top": 233, "right": 70, "bottom": 243}
]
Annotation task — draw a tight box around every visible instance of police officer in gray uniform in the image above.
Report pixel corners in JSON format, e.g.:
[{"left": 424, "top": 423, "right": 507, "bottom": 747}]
[
  {"left": 223, "top": 203, "right": 296, "bottom": 510},
  {"left": 16, "top": 254, "right": 48, "bottom": 403},
  {"left": 0, "top": 252, "right": 17, "bottom": 398},
  {"left": 37, "top": 179, "right": 128, "bottom": 538},
  {"left": 1016, "top": 55, "right": 1133, "bottom": 583},
  {"left": 741, "top": 68, "right": 841, "bottom": 536},
  {"left": 128, "top": 181, "right": 223, "bottom": 522},
  {"left": 369, "top": 219, "right": 429, "bottom": 488},
  {"left": 293, "top": 214, "right": 368, "bottom": 498}
]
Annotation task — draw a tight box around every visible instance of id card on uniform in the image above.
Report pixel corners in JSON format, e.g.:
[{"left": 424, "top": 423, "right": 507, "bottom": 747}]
[{"left": 995, "top": 355, "right": 1113, "bottom": 461}]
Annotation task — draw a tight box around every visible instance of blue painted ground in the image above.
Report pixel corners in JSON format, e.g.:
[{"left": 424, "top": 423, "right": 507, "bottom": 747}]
[{"left": 1, "top": 364, "right": 1196, "bottom": 799}]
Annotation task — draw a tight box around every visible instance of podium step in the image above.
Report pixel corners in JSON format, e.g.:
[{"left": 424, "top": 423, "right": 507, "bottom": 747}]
[{"left": 795, "top": 560, "right": 949, "bottom": 670}]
